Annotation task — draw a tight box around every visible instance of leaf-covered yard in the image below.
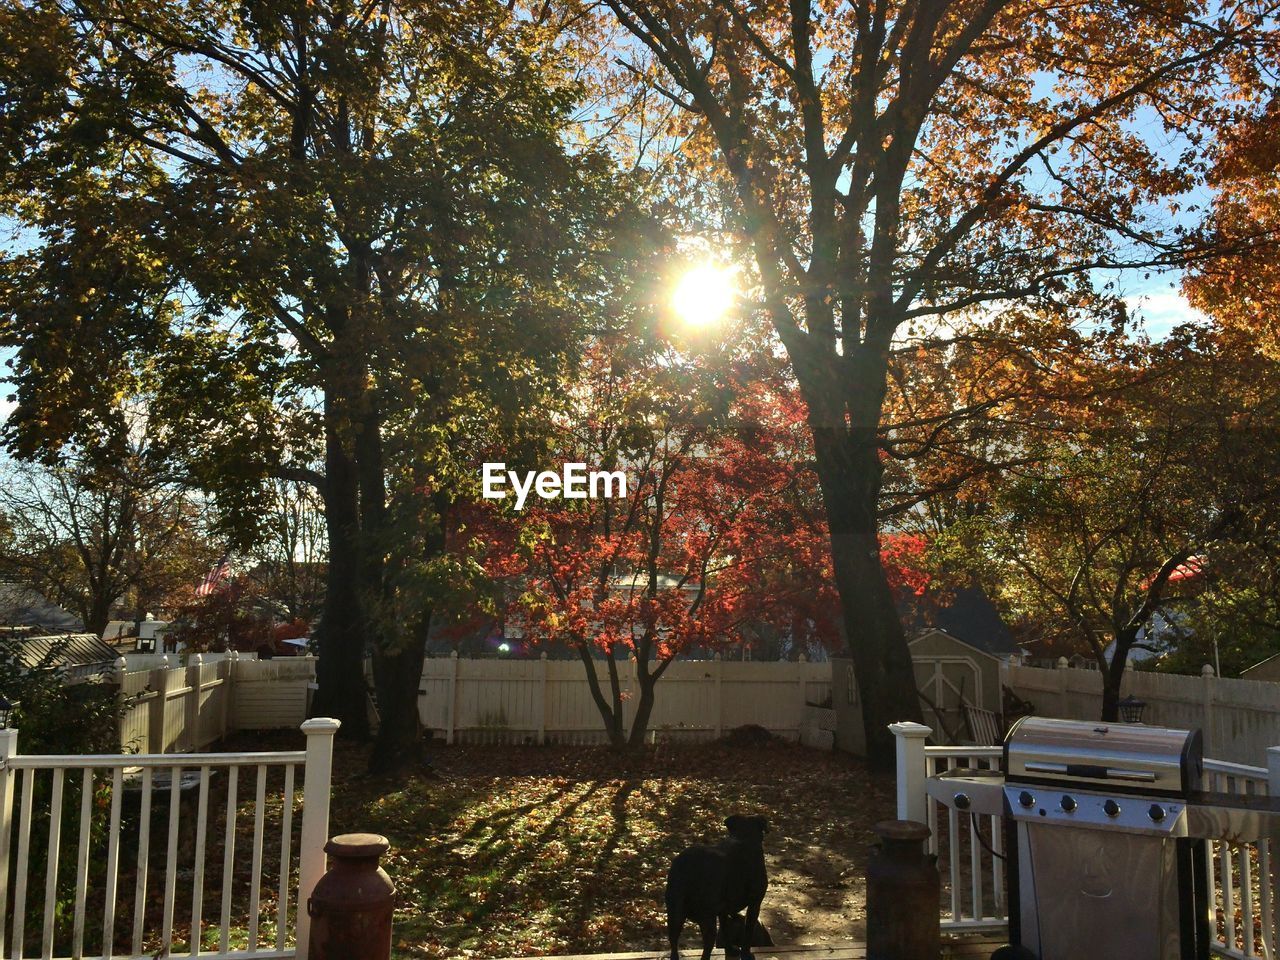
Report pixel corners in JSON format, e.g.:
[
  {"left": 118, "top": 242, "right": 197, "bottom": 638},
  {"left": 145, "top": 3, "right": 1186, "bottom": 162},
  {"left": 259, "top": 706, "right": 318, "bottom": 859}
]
[{"left": 323, "top": 733, "right": 897, "bottom": 959}]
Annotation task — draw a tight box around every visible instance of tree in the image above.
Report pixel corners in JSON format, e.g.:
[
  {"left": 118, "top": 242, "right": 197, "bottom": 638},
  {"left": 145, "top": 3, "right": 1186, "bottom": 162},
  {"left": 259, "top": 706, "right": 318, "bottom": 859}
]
[
  {"left": 0, "top": 0, "right": 652, "bottom": 768},
  {"left": 475, "top": 338, "right": 930, "bottom": 746},
  {"left": 938, "top": 330, "right": 1280, "bottom": 719},
  {"left": 595, "top": 0, "right": 1276, "bottom": 763},
  {"left": 0, "top": 447, "right": 213, "bottom": 636},
  {"left": 1186, "top": 99, "right": 1280, "bottom": 359},
  {"left": 242, "top": 479, "right": 327, "bottom": 626}
]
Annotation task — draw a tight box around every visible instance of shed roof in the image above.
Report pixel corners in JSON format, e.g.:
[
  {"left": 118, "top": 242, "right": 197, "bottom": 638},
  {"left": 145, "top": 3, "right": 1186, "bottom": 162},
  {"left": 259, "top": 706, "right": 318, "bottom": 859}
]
[{"left": 15, "top": 633, "right": 120, "bottom": 670}]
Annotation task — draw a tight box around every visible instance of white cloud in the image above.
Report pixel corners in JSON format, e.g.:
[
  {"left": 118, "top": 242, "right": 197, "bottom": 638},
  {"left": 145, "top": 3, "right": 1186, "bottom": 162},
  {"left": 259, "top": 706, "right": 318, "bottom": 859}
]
[{"left": 1122, "top": 291, "right": 1207, "bottom": 340}]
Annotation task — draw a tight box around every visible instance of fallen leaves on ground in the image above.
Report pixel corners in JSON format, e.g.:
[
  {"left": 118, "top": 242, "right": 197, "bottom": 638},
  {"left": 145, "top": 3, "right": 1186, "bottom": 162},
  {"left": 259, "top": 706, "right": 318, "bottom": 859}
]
[{"left": 320, "top": 736, "right": 896, "bottom": 959}]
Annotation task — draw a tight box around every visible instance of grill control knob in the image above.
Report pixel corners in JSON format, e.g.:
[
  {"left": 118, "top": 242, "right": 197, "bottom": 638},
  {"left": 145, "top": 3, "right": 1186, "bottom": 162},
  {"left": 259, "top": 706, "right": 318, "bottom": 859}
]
[
  {"left": 954, "top": 793, "right": 971, "bottom": 810},
  {"left": 1060, "top": 795, "right": 1077, "bottom": 812},
  {"left": 1148, "top": 804, "right": 1167, "bottom": 823},
  {"left": 1103, "top": 799, "right": 1122, "bottom": 818},
  {"left": 1018, "top": 790, "right": 1036, "bottom": 808}
]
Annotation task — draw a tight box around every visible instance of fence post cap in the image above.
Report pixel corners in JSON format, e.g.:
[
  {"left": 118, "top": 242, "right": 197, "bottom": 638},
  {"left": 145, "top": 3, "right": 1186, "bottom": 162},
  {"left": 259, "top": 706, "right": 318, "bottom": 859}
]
[
  {"left": 888, "top": 721, "right": 932, "bottom": 739},
  {"left": 115, "top": 656, "right": 128, "bottom": 670},
  {"left": 540, "top": 651, "right": 548, "bottom": 660},
  {"left": 301, "top": 717, "right": 341, "bottom": 735},
  {"left": 160, "top": 655, "right": 170, "bottom": 668},
  {"left": 1202, "top": 663, "right": 1215, "bottom": 677},
  {"left": 451, "top": 650, "right": 459, "bottom": 659},
  {"left": 1056, "top": 656, "right": 1070, "bottom": 669},
  {"left": 191, "top": 653, "right": 203, "bottom": 665}
]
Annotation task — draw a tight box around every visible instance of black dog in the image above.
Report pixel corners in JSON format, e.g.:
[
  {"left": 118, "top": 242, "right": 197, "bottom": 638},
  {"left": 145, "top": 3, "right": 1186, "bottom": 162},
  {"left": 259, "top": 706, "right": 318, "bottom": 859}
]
[{"left": 665, "top": 814, "right": 769, "bottom": 960}]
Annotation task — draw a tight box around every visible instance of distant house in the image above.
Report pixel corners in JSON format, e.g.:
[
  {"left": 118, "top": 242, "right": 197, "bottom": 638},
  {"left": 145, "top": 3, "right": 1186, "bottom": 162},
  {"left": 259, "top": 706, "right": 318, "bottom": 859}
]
[
  {"left": 1242, "top": 653, "right": 1280, "bottom": 682},
  {"left": 0, "top": 582, "right": 83, "bottom": 633},
  {"left": 102, "top": 618, "right": 171, "bottom": 653},
  {"left": 11, "top": 632, "right": 120, "bottom": 681}
]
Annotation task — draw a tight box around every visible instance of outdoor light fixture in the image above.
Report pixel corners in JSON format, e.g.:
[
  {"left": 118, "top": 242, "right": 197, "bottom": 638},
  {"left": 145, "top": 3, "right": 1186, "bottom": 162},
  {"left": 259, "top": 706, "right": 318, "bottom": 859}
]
[
  {"left": 1118, "top": 695, "right": 1146, "bottom": 723},
  {"left": 0, "top": 694, "right": 11, "bottom": 729}
]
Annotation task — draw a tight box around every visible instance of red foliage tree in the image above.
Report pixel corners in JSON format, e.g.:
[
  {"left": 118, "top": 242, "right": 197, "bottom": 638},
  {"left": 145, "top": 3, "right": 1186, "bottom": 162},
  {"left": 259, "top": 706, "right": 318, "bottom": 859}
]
[{"left": 473, "top": 340, "right": 930, "bottom": 747}]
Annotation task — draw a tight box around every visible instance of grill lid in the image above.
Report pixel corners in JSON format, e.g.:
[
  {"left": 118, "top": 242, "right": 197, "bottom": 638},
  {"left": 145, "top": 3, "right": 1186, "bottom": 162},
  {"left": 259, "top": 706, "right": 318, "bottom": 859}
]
[{"left": 1005, "top": 717, "right": 1202, "bottom": 794}]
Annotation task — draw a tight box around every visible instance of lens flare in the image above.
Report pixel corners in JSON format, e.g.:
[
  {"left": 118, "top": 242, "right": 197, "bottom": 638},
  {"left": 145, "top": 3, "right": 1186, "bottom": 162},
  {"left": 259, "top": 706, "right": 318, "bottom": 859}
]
[{"left": 671, "top": 263, "right": 736, "bottom": 327}]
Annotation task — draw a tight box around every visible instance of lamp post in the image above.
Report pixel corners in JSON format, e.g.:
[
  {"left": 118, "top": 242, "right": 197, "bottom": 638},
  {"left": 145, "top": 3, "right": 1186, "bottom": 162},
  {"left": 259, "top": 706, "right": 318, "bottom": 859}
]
[{"left": 1118, "top": 695, "right": 1146, "bottom": 723}]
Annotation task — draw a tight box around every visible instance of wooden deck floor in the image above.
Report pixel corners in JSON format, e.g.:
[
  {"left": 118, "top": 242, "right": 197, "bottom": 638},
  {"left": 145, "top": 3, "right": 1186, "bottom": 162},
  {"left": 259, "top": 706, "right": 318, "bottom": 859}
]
[{"left": 495, "top": 937, "right": 1005, "bottom": 960}]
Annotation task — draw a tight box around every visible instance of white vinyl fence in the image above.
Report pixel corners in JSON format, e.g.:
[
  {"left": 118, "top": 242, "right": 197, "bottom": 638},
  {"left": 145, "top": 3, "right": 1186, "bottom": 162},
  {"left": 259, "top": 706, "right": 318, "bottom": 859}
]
[
  {"left": 116, "top": 655, "right": 316, "bottom": 754},
  {"left": 418, "top": 654, "right": 832, "bottom": 744},
  {"left": 0, "top": 719, "right": 337, "bottom": 960},
  {"left": 892, "top": 722, "right": 1280, "bottom": 959},
  {"left": 1005, "top": 661, "right": 1280, "bottom": 766}
]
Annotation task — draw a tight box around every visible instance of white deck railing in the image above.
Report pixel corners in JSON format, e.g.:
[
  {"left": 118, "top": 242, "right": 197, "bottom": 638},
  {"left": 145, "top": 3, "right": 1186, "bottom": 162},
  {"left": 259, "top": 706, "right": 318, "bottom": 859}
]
[
  {"left": 892, "top": 722, "right": 1280, "bottom": 958},
  {"left": 0, "top": 718, "right": 338, "bottom": 960}
]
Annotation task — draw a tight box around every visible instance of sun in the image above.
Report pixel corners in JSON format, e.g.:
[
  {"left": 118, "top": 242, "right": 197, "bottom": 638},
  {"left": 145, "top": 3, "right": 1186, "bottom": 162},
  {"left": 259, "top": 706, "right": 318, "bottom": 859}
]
[{"left": 671, "top": 263, "right": 737, "bottom": 327}]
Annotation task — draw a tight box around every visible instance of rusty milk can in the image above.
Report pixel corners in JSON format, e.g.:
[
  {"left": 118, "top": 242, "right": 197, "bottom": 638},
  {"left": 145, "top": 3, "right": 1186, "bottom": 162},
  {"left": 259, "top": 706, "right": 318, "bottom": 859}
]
[
  {"left": 865, "top": 820, "right": 940, "bottom": 960},
  {"left": 308, "top": 833, "right": 396, "bottom": 960}
]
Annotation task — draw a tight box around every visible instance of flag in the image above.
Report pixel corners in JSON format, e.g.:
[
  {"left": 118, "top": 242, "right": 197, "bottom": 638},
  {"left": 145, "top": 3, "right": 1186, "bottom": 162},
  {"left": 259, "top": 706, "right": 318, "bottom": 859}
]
[{"left": 195, "top": 555, "right": 232, "bottom": 597}]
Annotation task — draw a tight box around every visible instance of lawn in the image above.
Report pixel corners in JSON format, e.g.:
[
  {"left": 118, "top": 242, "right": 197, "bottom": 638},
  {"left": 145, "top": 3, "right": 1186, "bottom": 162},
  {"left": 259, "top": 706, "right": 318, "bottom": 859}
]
[{"left": 319, "top": 730, "right": 898, "bottom": 959}]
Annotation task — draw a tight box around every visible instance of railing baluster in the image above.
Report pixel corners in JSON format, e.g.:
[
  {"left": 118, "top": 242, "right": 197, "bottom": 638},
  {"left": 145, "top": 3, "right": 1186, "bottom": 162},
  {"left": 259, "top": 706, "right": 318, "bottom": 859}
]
[
  {"left": 13, "top": 767, "right": 36, "bottom": 958},
  {"left": 103, "top": 767, "right": 123, "bottom": 959},
  {"left": 219, "top": 765, "right": 238, "bottom": 954},
  {"left": 948, "top": 803, "right": 961, "bottom": 922},
  {"left": 191, "top": 765, "right": 210, "bottom": 958},
  {"left": 162, "top": 766, "right": 182, "bottom": 950},
  {"left": 72, "top": 768, "right": 93, "bottom": 959},
  {"left": 1258, "top": 839, "right": 1273, "bottom": 960},
  {"left": 1240, "top": 844, "right": 1254, "bottom": 957},
  {"left": 1224, "top": 842, "right": 1238, "bottom": 951},
  {"left": 133, "top": 767, "right": 153, "bottom": 955},
  {"left": 248, "top": 764, "right": 267, "bottom": 949},
  {"left": 967, "top": 800, "right": 981, "bottom": 920},
  {"left": 41, "top": 767, "right": 65, "bottom": 959},
  {"left": 925, "top": 756, "right": 939, "bottom": 857},
  {"left": 277, "top": 764, "right": 296, "bottom": 951}
]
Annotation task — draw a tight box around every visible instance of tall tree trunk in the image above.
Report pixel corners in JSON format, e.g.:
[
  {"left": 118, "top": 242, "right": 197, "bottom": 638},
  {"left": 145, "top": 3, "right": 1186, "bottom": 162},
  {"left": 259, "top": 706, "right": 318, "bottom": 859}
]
[
  {"left": 1099, "top": 628, "right": 1135, "bottom": 723},
  {"left": 802, "top": 350, "right": 922, "bottom": 768},
  {"left": 310, "top": 383, "right": 370, "bottom": 737},
  {"left": 577, "top": 643, "right": 625, "bottom": 747},
  {"left": 627, "top": 672, "right": 658, "bottom": 749},
  {"left": 369, "top": 617, "right": 431, "bottom": 773}
]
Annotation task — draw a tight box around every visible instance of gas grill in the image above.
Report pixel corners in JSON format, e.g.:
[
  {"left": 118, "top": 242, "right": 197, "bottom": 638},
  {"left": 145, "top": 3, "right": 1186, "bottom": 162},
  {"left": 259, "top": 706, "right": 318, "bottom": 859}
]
[{"left": 926, "top": 716, "right": 1280, "bottom": 960}]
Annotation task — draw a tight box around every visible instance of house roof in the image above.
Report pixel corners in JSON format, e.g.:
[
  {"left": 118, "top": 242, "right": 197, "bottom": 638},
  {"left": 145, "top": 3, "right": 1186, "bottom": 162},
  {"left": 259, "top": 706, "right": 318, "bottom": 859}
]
[
  {"left": 15, "top": 633, "right": 120, "bottom": 671},
  {"left": 1242, "top": 652, "right": 1280, "bottom": 678},
  {"left": 0, "top": 582, "right": 83, "bottom": 633}
]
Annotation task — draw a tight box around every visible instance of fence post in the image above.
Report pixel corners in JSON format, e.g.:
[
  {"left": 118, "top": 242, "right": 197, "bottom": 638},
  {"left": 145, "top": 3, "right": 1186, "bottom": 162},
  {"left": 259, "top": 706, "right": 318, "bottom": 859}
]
[
  {"left": 150, "top": 657, "right": 170, "bottom": 753},
  {"left": 714, "top": 653, "right": 723, "bottom": 739},
  {"left": 446, "top": 651, "right": 459, "bottom": 745},
  {"left": 889, "top": 721, "right": 933, "bottom": 823},
  {"left": 0, "top": 725, "right": 18, "bottom": 949},
  {"left": 798, "top": 653, "right": 808, "bottom": 708},
  {"left": 1201, "top": 664, "right": 1218, "bottom": 756},
  {"left": 220, "top": 651, "right": 236, "bottom": 739},
  {"left": 296, "top": 717, "right": 340, "bottom": 960},
  {"left": 184, "top": 654, "right": 203, "bottom": 751},
  {"left": 538, "top": 652, "right": 548, "bottom": 746},
  {"left": 1056, "top": 656, "right": 1070, "bottom": 717},
  {"left": 115, "top": 657, "right": 128, "bottom": 748}
]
